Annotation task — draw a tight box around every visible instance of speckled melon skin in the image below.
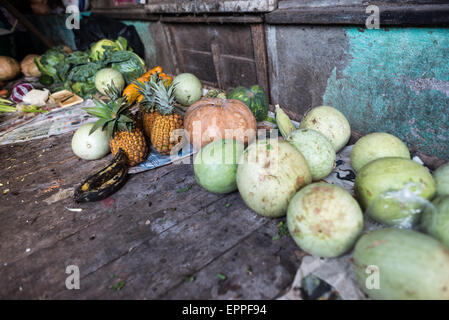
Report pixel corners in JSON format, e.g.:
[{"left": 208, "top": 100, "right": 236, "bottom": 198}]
[
  {"left": 350, "top": 132, "right": 410, "bottom": 172},
  {"left": 354, "top": 157, "right": 436, "bottom": 227},
  {"left": 287, "top": 129, "right": 336, "bottom": 181},
  {"left": 236, "top": 139, "right": 312, "bottom": 218},
  {"left": 353, "top": 228, "right": 449, "bottom": 300},
  {"left": 287, "top": 182, "right": 363, "bottom": 258},
  {"left": 299, "top": 106, "right": 351, "bottom": 152}
]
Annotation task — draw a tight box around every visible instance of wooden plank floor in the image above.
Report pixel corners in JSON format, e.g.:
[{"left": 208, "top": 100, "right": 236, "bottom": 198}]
[{"left": 0, "top": 133, "right": 303, "bottom": 299}]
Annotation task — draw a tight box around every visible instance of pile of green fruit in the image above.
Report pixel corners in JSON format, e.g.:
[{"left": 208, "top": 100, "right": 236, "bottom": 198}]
[
  {"left": 35, "top": 37, "right": 145, "bottom": 98},
  {"left": 192, "top": 100, "right": 449, "bottom": 300}
]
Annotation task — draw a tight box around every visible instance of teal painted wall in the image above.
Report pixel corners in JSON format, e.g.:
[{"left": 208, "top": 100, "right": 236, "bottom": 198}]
[{"left": 323, "top": 27, "right": 449, "bottom": 159}]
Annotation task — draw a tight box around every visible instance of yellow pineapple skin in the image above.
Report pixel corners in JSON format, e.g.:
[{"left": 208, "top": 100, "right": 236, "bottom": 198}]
[
  {"left": 110, "top": 128, "right": 148, "bottom": 166},
  {"left": 150, "top": 113, "right": 183, "bottom": 155},
  {"left": 141, "top": 109, "right": 160, "bottom": 139}
]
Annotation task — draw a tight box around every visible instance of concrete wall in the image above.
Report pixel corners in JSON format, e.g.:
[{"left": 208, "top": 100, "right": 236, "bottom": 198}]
[{"left": 267, "top": 25, "right": 449, "bottom": 160}]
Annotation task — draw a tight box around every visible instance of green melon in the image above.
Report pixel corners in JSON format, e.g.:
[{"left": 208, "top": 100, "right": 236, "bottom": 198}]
[
  {"left": 287, "top": 182, "right": 363, "bottom": 258},
  {"left": 228, "top": 85, "right": 268, "bottom": 122},
  {"left": 173, "top": 73, "right": 203, "bottom": 106},
  {"left": 236, "top": 139, "right": 312, "bottom": 218},
  {"left": 287, "top": 129, "right": 336, "bottom": 180},
  {"left": 421, "top": 196, "right": 449, "bottom": 248},
  {"left": 434, "top": 163, "right": 449, "bottom": 196},
  {"left": 354, "top": 157, "right": 436, "bottom": 228},
  {"left": 94, "top": 68, "right": 125, "bottom": 95},
  {"left": 350, "top": 132, "right": 410, "bottom": 172},
  {"left": 299, "top": 106, "right": 351, "bottom": 152},
  {"left": 194, "top": 139, "right": 244, "bottom": 194},
  {"left": 353, "top": 228, "right": 449, "bottom": 300}
]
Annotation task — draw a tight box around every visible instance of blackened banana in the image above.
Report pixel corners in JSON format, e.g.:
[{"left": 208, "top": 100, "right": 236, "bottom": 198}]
[{"left": 74, "top": 149, "right": 129, "bottom": 202}]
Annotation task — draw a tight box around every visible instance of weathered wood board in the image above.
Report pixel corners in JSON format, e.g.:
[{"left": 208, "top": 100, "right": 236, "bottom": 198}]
[{"left": 0, "top": 133, "right": 303, "bottom": 299}]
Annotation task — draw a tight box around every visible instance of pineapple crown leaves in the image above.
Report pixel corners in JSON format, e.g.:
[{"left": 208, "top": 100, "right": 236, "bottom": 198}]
[
  {"left": 152, "top": 77, "right": 177, "bottom": 115},
  {"left": 104, "top": 80, "right": 123, "bottom": 101},
  {"left": 84, "top": 94, "right": 134, "bottom": 138},
  {"left": 135, "top": 77, "right": 156, "bottom": 110},
  {"left": 135, "top": 72, "right": 177, "bottom": 115}
]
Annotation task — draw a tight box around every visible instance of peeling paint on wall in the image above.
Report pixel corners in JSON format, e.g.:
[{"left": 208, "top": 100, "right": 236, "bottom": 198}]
[
  {"left": 323, "top": 27, "right": 449, "bottom": 160},
  {"left": 400, "top": 77, "right": 449, "bottom": 98}
]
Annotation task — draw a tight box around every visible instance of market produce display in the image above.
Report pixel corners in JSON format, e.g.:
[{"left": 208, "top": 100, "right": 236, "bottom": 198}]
[
  {"left": 84, "top": 84, "right": 148, "bottom": 166},
  {"left": 236, "top": 139, "right": 312, "bottom": 218},
  {"left": 3, "top": 31, "right": 448, "bottom": 301},
  {"left": 355, "top": 157, "right": 436, "bottom": 227},
  {"left": 34, "top": 37, "right": 145, "bottom": 98},
  {"left": 0, "top": 56, "right": 20, "bottom": 81},
  {"left": 421, "top": 195, "right": 449, "bottom": 248},
  {"left": 287, "top": 129, "right": 336, "bottom": 181},
  {"left": 194, "top": 139, "right": 244, "bottom": 194},
  {"left": 172, "top": 73, "right": 203, "bottom": 106},
  {"left": 184, "top": 97, "right": 257, "bottom": 150},
  {"left": 71, "top": 122, "right": 110, "bottom": 160},
  {"left": 299, "top": 106, "right": 351, "bottom": 152},
  {"left": 350, "top": 132, "right": 411, "bottom": 172},
  {"left": 287, "top": 182, "right": 363, "bottom": 258},
  {"left": 433, "top": 162, "right": 449, "bottom": 196},
  {"left": 228, "top": 85, "right": 268, "bottom": 122},
  {"left": 353, "top": 228, "right": 449, "bottom": 300}
]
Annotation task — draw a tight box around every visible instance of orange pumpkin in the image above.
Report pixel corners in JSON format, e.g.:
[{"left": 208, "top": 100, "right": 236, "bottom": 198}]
[{"left": 184, "top": 98, "right": 257, "bottom": 150}]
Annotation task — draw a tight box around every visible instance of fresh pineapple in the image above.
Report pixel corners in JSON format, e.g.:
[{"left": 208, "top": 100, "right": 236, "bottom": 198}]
[
  {"left": 135, "top": 76, "right": 160, "bottom": 139},
  {"left": 149, "top": 77, "right": 183, "bottom": 155},
  {"left": 84, "top": 84, "right": 148, "bottom": 166}
]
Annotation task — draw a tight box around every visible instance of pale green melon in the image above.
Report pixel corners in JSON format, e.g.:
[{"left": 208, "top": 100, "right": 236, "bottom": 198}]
[
  {"left": 421, "top": 196, "right": 449, "bottom": 248},
  {"left": 299, "top": 106, "right": 351, "bottom": 152},
  {"left": 194, "top": 139, "right": 244, "bottom": 194},
  {"left": 287, "top": 182, "right": 363, "bottom": 258},
  {"left": 434, "top": 163, "right": 449, "bottom": 196},
  {"left": 353, "top": 228, "right": 449, "bottom": 300},
  {"left": 236, "top": 139, "right": 312, "bottom": 218},
  {"left": 173, "top": 73, "right": 203, "bottom": 106},
  {"left": 350, "top": 132, "right": 410, "bottom": 172},
  {"left": 71, "top": 123, "right": 110, "bottom": 160},
  {"left": 94, "top": 68, "right": 125, "bottom": 95},
  {"left": 287, "top": 129, "right": 336, "bottom": 181},
  {"left": 355, "top": 157, "right": 436, "bottom": 228}
]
